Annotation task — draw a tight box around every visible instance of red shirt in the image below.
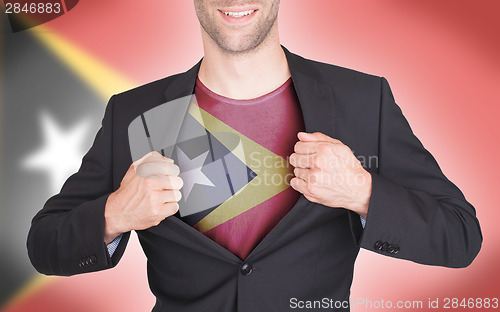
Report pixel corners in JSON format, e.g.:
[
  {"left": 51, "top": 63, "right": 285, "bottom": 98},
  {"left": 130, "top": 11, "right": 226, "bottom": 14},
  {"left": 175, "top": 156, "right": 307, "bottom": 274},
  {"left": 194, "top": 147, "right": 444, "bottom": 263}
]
[{"left": 182, "top": 77, "right": 305, "bottom": 260}]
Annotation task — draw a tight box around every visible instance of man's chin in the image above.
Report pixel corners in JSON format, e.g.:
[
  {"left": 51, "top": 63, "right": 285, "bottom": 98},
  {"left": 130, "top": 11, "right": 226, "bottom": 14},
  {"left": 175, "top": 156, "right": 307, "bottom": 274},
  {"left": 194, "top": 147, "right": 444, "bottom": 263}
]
[{"left": 215, "top": 35, "right": 268, "bottom": 55}]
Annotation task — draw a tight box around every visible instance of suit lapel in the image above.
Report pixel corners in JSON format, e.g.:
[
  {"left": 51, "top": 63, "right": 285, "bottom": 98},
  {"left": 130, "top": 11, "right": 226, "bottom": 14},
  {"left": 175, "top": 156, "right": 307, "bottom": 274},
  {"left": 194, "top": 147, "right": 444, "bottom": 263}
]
[
  {"left": 155, "top": 47, "right": 337, "bottom": 261},
  {"left": 284, "top": 47, "right": 336, "bottom": 136},
  {"left": 163, "top": 60, "right": 200, "bottom": 101}
]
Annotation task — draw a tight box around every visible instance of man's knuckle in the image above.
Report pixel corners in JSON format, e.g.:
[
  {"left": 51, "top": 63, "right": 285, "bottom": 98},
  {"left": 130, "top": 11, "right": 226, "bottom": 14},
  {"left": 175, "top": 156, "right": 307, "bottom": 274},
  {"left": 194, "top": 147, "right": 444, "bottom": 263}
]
[
  {"left": 173, "top": 190, "right": 182, "bottom": 202},
  {"left": 167, "top": 163, "right": 180, "bottom": 176},
  {"left": 175, "top": 176, "right": 184, "bottom": 189}
]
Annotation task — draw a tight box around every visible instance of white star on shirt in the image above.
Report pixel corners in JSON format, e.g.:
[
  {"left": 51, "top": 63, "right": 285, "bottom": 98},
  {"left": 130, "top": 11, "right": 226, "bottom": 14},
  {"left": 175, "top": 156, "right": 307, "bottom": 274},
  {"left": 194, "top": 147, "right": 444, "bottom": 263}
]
[
  {"left": 21, "top": 111, "right": 91, "bottom": 193},
  {"left": 176, "top": 146, "right": 215, "bottom": 200}
]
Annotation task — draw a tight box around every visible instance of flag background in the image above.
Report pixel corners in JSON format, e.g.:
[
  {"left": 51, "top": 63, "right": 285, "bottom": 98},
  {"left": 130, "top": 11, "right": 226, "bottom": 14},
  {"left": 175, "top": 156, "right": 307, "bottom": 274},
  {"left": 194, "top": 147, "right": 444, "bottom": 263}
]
[{"left": 1, "top": 0, "right": 499, "bottom": 311}]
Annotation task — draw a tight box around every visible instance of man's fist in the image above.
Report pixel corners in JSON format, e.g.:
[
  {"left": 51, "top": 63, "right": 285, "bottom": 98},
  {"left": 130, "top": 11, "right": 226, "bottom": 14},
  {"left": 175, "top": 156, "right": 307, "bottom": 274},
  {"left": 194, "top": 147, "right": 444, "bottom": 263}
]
[
  {"left": 104, "top": 151, "right": 183, "bottom": 244},
  {"left": 289, "top": 132, "right": 371, "bottom": 218}
]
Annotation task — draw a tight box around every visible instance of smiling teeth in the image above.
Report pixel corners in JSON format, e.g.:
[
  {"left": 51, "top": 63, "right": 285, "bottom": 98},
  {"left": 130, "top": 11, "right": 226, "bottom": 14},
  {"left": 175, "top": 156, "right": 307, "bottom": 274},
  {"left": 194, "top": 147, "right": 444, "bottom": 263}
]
[{"left": 223, "top": 10, "right": 255, "bottom": 18}]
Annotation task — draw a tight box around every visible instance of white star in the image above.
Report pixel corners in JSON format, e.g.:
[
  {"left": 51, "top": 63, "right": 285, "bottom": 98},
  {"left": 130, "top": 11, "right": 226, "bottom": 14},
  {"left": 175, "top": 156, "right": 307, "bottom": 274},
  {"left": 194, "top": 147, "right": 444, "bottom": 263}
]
[
  {"left": 21, "top": 111, "right": 91, "bottom": 193},
  {"left": 176, "top": 146, "right": 215, "bottom": 200}
]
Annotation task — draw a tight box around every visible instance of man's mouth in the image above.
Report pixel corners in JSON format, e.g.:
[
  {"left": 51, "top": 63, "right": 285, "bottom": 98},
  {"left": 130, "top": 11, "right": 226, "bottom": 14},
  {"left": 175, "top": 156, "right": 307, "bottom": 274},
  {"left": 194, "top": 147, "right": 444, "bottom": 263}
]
[{"left": 220, "top": 9, "right": 257, "bottom": 18}]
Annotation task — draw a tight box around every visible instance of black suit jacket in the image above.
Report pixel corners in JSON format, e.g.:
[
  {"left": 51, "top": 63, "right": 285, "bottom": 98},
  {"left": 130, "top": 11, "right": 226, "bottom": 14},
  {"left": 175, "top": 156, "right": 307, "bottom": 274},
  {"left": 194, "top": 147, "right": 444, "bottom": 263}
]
[{"left": 27, "top": 47, "right": 482, "bottom": 311}]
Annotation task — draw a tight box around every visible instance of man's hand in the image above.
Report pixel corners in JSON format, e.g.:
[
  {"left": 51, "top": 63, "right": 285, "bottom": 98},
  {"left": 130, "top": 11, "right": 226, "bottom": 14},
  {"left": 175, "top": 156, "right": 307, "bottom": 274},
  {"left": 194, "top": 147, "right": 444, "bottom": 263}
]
[
  {"left": 289, "top": 132, "right": 371, "bottom": 218},
  {"left": 104, "top": 151, "right": 183, "bottom": 244}
]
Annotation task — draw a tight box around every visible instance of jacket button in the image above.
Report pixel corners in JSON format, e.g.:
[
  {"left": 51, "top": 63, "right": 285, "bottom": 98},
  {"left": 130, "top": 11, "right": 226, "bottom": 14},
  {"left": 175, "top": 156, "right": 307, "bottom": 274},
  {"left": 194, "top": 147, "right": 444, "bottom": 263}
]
[
  {"left": 381, "top": 242, "right": 389, "bottom": 252},
  {"left": 387, "top": 244, "right": 395, "bottom": 254},
  {"left": 79, "top": 259, "right": 88, "bottom": 268},
  {"left": 89, "top": 256, "right": 97, "bottom": 265},
  {"left": 393, "top": 245, "right": 400, "bottom": 254},
  {"left": 240, "top": 263, "right": 253, "bottom": 276},
  {"left": 374, "top": 241, "right": 383, "bottom": 250}
]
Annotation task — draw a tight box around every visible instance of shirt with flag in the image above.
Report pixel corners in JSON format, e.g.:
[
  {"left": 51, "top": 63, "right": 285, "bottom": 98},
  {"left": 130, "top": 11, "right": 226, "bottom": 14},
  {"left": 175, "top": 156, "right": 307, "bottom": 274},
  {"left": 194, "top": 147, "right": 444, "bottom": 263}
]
[{"left": 170, "top": 77, "right": 305, "bottom": 260}]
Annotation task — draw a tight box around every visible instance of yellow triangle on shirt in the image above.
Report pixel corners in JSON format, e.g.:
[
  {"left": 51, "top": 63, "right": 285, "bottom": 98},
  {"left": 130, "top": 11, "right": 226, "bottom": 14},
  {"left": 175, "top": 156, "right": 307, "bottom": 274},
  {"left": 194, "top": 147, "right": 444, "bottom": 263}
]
[{"left": 187, "top": 101, "right": 293, "bottom": 233}]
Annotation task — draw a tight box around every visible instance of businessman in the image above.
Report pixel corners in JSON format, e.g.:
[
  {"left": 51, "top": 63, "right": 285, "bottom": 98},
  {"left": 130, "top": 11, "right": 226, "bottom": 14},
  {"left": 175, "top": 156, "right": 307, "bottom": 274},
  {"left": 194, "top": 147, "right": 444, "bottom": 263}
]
[{"left": 27, "top": 1, "right": 482, "bottom": 311}]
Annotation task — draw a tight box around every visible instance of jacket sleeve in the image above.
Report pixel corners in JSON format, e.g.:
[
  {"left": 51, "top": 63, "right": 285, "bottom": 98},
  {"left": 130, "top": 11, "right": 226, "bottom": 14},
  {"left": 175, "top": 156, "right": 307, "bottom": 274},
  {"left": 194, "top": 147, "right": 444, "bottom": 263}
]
[
  {"left": 27, "top": 95, "right": 130, "bottom": 276},
  {"left": 357, "top": 77, "right": 482, "bottom": 268}
]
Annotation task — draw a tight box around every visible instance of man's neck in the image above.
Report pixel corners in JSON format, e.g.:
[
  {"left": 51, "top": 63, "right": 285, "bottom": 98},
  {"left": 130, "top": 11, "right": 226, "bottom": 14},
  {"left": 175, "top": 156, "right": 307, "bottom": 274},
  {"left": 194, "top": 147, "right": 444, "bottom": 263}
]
[{"left": 198, "top": 33, "right": 290, "bottom": 100}]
